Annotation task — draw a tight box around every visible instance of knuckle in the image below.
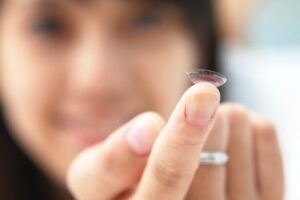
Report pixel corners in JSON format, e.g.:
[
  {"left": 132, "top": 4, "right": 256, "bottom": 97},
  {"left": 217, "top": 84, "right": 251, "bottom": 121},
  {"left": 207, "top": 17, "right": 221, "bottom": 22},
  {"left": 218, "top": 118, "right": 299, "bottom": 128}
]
[
  {"left": 66, "top": 150, "right": 96, "bottom": 197},
  {"left": 177, "top": 133, "right": 206, "bottom": 149},
  {"left": 254, "top": 119, "right": 278, "bottom": 143},
  {"left": 204, "top": 110, "right": 229, "bottom": 150},
  {"left": 221, "top": 103, "right": 250, "bottom": 127},
  {"left": 230, "top": 195, "right": 258, "bottom": 200},
  {"left": 261, "top": 192, "right": 285, "bottom": 200},
  {"left": 69, "top": 147, "right": 117, "bottom": 185},
  {"left": 215, "top": 109, "right": 228, "bottom": 127},
  {"left": 213, "top": 109, "right": 229, "bottom": 134},
  {"left": 152, "top": 161, "right": 187, "bottom": 188},
  {"left": 210, "top": 110, "right": 228, "bottom": 134},
  {"left": 98, "top": 149, "right": 121, "bottom": 179},
  {"left": 257, "top": 119, "right": 277, "bottom": 133},
  {"left": 166, "top": 124, "right": 206, "bottom": 149}
]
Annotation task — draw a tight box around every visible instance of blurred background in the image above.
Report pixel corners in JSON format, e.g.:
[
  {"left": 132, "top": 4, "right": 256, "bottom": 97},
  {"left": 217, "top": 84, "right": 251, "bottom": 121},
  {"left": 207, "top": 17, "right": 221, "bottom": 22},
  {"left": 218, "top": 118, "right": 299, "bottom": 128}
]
[{"left": 215, "top": 0, "right": 300, "bottom": 199}]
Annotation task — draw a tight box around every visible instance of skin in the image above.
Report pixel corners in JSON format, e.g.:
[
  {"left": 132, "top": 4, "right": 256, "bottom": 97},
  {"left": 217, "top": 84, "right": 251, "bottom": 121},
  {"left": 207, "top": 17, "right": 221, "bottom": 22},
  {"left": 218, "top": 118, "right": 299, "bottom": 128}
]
[
  {"left": 0, "top": 0, "right": 284, "bottom": 199},
  {"left": 214, "top": 0, "right": 259, "bottom": 42}
]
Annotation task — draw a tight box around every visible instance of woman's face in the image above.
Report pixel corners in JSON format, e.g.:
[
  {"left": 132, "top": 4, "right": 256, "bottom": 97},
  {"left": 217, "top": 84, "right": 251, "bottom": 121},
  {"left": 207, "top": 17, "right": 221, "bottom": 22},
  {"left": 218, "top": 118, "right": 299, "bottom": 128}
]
[{"left": 0, "top": 0, "right": 199, "bottom": 185}]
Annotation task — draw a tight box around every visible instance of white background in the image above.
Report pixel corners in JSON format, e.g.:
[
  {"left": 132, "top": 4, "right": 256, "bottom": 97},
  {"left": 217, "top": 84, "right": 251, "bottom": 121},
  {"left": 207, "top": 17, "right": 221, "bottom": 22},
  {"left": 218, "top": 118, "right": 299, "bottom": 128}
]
[{"left": 221, "top": 46, "right": 300, "bottom": 200}]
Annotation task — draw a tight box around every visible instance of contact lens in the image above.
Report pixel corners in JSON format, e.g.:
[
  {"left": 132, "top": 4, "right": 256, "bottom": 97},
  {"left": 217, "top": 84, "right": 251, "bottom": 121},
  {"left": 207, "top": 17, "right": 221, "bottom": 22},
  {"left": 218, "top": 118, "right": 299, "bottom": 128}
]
[{"left": 186, "top": 69, "right": 227, "bottom": 87}]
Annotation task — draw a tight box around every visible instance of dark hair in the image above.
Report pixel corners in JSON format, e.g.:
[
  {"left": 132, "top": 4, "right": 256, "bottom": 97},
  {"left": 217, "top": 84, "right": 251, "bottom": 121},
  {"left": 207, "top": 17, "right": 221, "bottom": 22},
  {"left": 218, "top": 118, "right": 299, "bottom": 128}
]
[
  {"left": 0, "top": 0, "right": 218, "bottom": 199},
  {"left": 168, "top": 0, "right": 219, "bottom": 70},
  {"left": 0, "top": 109, "right": 57, "bottom": 200}
]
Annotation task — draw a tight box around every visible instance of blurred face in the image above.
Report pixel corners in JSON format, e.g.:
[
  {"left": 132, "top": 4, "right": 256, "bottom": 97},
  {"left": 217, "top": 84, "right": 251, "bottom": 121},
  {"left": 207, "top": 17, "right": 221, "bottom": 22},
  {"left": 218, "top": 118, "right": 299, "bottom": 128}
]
[{"left": 0, "top": 0, "right": 199, "bottom": 185}]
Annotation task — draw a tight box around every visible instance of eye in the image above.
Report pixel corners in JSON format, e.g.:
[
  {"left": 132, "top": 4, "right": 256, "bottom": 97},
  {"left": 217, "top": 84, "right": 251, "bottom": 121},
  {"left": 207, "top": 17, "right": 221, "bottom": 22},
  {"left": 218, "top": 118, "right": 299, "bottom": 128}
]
[
  {"left": 32, "top": 17, "right": 64, "bottom": 36},
  {"left": 132, "top": 10, "right": 163, "bottom": 29}
]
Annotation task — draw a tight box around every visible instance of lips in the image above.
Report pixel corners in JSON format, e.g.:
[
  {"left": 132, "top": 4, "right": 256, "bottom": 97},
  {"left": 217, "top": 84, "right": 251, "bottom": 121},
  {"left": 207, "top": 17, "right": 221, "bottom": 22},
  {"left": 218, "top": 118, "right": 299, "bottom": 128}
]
[{"left": 57, "top": 113, "right": 123, "bottom": 148}]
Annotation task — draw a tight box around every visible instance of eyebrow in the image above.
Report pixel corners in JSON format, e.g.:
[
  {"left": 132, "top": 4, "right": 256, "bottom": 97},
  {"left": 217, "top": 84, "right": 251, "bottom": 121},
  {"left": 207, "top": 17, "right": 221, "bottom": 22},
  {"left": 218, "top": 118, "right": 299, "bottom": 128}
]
[
  {"left": 32, "top": 0, "right": 87, "bottom": 6},
  {"left": 17, "top": 0, "right": 95, "bottom": 12},
  {"left": 37, "top": 0, "right": 86, "bottom": 3},
  {"left": 19, "top": 0, "right": 100, "bottom": 10}
]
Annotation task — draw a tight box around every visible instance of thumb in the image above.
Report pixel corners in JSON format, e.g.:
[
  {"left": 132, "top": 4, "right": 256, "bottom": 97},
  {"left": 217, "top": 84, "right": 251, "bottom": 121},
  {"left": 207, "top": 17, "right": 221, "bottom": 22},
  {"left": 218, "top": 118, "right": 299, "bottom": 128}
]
[{"left": 67, "top": 112, "right": 165, "bottom": 200}]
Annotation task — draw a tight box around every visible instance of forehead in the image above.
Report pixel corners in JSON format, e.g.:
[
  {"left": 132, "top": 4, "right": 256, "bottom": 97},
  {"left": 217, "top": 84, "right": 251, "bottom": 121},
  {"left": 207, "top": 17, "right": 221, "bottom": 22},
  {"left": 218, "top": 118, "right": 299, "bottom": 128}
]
[
  {"left": 14, "top": 0, "right": 155, "bottom": 6},
  {"left": 4, "top": 0, "right": 170, "bottom": 14}
]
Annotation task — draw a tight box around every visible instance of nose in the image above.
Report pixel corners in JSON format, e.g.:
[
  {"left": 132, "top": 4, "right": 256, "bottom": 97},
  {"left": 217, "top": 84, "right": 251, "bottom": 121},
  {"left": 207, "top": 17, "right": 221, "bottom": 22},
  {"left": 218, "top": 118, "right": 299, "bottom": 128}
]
[{"left": 67, "top": 30, "right": 130, "bottom": 103}]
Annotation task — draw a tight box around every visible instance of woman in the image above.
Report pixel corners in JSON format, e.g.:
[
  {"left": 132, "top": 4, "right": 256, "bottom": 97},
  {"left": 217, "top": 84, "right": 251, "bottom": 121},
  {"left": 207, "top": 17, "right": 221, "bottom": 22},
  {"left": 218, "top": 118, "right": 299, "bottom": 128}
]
[{"left": 0, "top": 0, "right": 284, "bottom": 199}]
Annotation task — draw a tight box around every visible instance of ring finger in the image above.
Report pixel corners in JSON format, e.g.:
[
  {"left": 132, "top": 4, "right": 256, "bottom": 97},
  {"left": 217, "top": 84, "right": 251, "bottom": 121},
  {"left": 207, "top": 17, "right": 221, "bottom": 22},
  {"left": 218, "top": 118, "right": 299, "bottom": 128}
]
[{"left": 225, "top": 104, "right": 258, "bottom": 200}]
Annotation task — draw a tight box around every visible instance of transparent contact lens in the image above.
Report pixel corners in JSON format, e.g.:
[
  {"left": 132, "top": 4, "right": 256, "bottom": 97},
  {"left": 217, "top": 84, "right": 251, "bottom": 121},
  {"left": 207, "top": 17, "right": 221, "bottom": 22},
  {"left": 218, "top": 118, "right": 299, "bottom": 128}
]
[{"left": 186, "top": 69, "right": 227, "bottom": 87}]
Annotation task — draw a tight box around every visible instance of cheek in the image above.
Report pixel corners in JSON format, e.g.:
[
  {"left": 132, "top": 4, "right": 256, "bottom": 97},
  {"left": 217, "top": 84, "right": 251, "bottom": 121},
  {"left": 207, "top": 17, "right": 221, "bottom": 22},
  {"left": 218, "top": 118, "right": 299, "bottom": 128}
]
[
  {"left": 0, "top": 37, "right": 72, "bottom": 180},
  {"left": 0, "top": 50, "right": 62, "bottom": 148},
  {"left": 1, "top": 40, "right": 63, "bottom": 132},
  {"left": 128, "top": 34, "right": 198, "bottom": 118}
]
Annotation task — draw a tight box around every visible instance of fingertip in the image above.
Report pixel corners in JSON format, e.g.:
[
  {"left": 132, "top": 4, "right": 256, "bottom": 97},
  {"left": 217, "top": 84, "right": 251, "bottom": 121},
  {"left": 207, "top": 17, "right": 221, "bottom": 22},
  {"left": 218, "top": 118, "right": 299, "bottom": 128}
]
[
  {"left": 141, "top": 111, "right": 166, "bottom": 132},
  {"left": 126, "top": 112, "right": 165, "bottom": 156},
  {"left": 187, "top": 82, "right": 221, "bottom": 101},
  {"left": 184, "top": 83, "right": 220, "bottom": 127}
]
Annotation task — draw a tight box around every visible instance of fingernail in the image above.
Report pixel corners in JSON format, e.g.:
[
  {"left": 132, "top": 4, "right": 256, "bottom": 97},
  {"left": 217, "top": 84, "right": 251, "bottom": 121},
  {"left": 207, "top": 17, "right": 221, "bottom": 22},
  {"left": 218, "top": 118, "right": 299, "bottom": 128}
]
[
  {"left": 126, "top": 115, "right": 159, "bottom": 155},
  {"left": 185, "top": 87, "right": 220, "bottom": 127}
]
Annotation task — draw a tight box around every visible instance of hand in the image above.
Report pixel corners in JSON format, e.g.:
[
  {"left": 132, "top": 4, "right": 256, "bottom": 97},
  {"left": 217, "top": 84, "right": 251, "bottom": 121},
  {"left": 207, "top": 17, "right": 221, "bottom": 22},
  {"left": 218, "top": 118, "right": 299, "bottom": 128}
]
[
  {"left": 67, "top": 82, "right": 220, "bottom": 200},
  {"left": 67, "top": 83, "right": 284, "bottom": 200},
  {"left": 185, "top": 103, "right": 284, "bottom": 200}
]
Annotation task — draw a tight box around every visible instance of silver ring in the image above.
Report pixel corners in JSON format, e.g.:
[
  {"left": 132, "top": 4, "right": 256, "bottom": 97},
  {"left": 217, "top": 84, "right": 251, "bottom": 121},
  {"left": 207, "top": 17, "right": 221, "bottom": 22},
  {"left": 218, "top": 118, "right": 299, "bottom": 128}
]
[{"left": 200, "top": 151, "right": 228, "bottom": 165}]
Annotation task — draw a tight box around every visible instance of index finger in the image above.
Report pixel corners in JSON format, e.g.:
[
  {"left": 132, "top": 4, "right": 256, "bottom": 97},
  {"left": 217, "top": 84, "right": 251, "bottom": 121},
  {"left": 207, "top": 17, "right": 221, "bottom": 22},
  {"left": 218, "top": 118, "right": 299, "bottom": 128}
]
[{"left": 133, "top": 83, "right": 220, "bottom": 200}]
